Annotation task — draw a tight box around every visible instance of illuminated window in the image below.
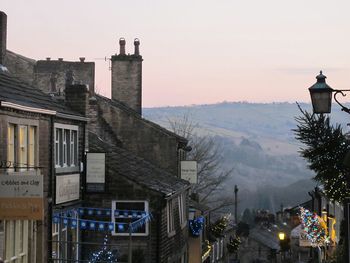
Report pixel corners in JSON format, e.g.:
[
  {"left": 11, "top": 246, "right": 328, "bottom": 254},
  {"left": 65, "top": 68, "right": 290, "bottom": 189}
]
[
  {"left": 4, "top": 220, "right": 30, "bottom": 263},
  {"left": 7, "top": 124, "right": 37, "bottom": 170},
  {"left": 7, "top": 124, "right": 15, "bottom": 167}
]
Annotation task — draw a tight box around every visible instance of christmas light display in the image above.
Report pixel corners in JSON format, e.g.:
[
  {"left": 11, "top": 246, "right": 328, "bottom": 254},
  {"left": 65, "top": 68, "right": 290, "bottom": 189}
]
[
  {"left": 294, "top": 109, "right": 350, "bottom": 201},
  {"left": 299, "top": 207, "right": 329, "bottom": 246},
  {"left": 189, "top": 216, "right": 204, "bottom": 237},
  {"left": 227, "top": 236, "right": 241, "bottom": 254},
  {"left": 210, "top": 214, "right": 230, "bottom": 238},
  {"left": 89, "top": 235, "right": 118, "bottom": 263},
  {"left": 53, "top": 207, "right": 151, "bottom": 233}
]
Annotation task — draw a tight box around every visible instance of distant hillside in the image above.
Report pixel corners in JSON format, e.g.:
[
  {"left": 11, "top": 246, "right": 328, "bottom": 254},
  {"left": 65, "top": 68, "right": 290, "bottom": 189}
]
[{"left": 143, "top": 102, "right": 349, "bottom": 212}]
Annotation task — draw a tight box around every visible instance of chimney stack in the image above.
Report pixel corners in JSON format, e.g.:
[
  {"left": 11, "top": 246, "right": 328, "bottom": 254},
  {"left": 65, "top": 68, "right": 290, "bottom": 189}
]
[
  {"left": 0, "top": 11, "right": 7, "bottom": 65},
  {"left": 111, "top": 37, "right": 143, "bottom": 114},
  {"left": 119, "top": 38, "right": 126, "bottom": 55},
  {"left": 134, "top": 38, "right": 140, "bottom": 56}
]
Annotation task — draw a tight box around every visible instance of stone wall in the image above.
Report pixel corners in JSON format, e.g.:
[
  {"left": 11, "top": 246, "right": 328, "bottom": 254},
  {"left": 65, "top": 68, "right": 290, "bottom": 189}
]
[
  {"left": 95, "top": 96, "right": 180, "bottom": 176},
  {"left": 34, "top": 58, "right": 95, "bottom": 95},
  {"left": 82, "top": 160, "right": 188, "bottom": 263}
]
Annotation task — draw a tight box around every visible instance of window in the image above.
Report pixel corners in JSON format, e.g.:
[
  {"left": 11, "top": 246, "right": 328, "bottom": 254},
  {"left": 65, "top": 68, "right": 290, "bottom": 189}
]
[
  {"left": 111, "top": 200, "right": 149, "bottom": 236},
  {"left": 54, "top": 124, "right": 78, "bottom": 169},
  {"left": 4, "top": 220, "right": 30, "bottom": 263},
  {"left": 167, "top": 198, "right": 175, "bottom": 236},
  {"left": 52, "top": 214, "right": 76, "bottom": 262},
  {"left": 52, "top": 222, "right": 59, "bottom": 260},
  {"left": 178, "top": 193, "right": 187, "bottom": 228},
  {"left": 7, "top": 124, "right": 37, "bottom": 170}
]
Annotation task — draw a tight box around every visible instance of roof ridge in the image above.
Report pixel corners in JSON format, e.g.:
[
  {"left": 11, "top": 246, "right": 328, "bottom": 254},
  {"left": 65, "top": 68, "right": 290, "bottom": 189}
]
[{"left": 95, "top": 94, "right": 187, "bottom": 143}]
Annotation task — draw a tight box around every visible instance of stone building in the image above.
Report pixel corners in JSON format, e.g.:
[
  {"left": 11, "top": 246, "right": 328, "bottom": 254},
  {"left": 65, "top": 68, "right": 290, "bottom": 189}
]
[
  {"left": 0, "top": 68, "right": 87, "bottom": 262},
  {"left": 1, "top": 10, "right": 193, "bottom": 263}
]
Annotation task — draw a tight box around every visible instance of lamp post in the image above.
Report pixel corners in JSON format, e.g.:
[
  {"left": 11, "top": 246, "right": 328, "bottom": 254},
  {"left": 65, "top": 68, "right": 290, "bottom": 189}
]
[
  {"left": 308, "top": 71, "right": 350, "bottom": 263},
  {"left": 278, "top": 232, "right": 286, "bottom": 262}
]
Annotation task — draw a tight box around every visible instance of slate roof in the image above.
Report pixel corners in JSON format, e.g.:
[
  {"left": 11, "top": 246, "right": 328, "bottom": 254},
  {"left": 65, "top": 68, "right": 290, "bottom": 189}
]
[
  {"left": 95, "top": 94, "right": 188, "bottom": 144},
  {"left": 0, "top": 70, "right": 82, "bottom": 116},
  {"left": 249, "top": 227, "right": 280, "bottom": 250},
  {"left": 89, "top": 132, "right": 190, "bottom": 196}
]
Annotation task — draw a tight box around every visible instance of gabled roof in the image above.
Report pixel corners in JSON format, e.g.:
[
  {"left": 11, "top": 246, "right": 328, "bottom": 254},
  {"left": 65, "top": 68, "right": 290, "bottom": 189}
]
[
  {"left": 89, "top": 132, "right": 190, "bottom": 196},
  {"left": 95, "top": 94, "right": 188, "bottom": 145},
  {"left": 0, "top": 70, "right": 83, "bottom": 117}
]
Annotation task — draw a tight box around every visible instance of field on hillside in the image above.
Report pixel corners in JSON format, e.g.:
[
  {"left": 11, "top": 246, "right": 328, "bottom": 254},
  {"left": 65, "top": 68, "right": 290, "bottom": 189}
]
[{"left": 144, "top": 102, "right": 348, "bottom": 213}]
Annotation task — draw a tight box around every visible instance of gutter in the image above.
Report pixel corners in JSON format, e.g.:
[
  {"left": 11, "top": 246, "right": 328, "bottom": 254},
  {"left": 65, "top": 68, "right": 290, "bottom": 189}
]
[
  {"left": 1, "top": 101, "right": 56, "bottom": 115},
  {"left": 1, "top": 101, "right": 88, "bottom": 121},
  {"left": 164, "top": 184, "right": 191, "bottom": 200}
]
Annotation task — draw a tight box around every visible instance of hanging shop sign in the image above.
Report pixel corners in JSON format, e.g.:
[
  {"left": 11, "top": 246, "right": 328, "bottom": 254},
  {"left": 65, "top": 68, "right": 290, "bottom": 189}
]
[
  {"left": 56, "top": 174, "right": 80, "bottom": 204},
  {"left": 0, "top": 173, "right": 43, "bottom": 220},
  {"left": 86, "top": 153, "right": 105, "bottom": 192},
  {"left": 180, "top": 161, "right": 198, "bottom": 184}
]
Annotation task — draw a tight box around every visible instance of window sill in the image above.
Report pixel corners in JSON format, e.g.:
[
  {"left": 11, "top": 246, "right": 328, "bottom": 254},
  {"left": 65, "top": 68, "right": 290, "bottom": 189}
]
[{"left": 55, "top": 166, "right": 79, "bottom": 174}]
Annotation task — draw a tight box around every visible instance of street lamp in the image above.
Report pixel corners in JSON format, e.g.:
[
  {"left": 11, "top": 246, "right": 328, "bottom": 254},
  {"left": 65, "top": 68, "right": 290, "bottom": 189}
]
[
  {"left": 308, "top": 71, "right": 350, "bottom": 263},
  {"left": 309, "top": 71, "right": 350, "bottom": 114},
  {"left": 278, "top": 232, "right": 285, "bottom": 241}
]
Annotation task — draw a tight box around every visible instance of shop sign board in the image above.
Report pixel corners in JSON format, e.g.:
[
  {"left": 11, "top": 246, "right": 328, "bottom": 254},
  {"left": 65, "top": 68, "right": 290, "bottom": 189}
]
[
  {"left": 86, "top": 153, "right": 105, "bottom": 192},
  {"left": 56, "top": 174, "right": 80, "bottom": 204},
  {"left": 180, "top": 161, "right": 198, "bottom": 184},
  {"left": 0, "top": 173, "right": 43, "bottom": 220}
]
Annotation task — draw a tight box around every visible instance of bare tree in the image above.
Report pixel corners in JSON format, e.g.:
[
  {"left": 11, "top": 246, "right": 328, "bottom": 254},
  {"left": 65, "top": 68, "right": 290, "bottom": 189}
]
[{"left": 169, "top": 113, "right": 235, "bottom": 213}]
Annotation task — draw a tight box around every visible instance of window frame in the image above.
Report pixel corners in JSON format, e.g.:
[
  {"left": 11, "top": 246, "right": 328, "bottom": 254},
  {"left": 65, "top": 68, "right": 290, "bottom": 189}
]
[
  {"left": 178, "top": 192, "right": 187, "bottom": 229},
  {"left": 54, "top": 123, "right": 79, "bottom": 173},
  {"left": 7, "top": 121, "right": 38, "bottom": 172},
  {"left": 111, "top": 200, "right": 149, "bottom": 237},
  {"left": 167, "top": 198, "right": 176, "bottom": 237},
  {"left": 4, "top": 220, "right": 30, "bottom": 263}
]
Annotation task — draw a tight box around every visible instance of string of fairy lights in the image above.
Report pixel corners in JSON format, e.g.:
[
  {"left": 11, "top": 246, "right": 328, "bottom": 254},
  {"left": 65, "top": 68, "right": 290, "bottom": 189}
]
[{"left": 298, "top": 207, "right": 329, "bottom": 247}]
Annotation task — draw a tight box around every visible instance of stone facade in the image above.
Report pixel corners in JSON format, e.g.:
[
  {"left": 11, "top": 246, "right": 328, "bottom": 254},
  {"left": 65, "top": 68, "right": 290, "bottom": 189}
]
[
  {"left": 34, "top": 58, "right": 95, "bottom": 95},
  {"left": 94, "top": 95, "right": 186, "bottom": 176},
  {"left": 85, "top": 134, "right": 189, "bottom": 263},
  {"left": 0, "top": 71, "right": 88, "bottom": 262}
]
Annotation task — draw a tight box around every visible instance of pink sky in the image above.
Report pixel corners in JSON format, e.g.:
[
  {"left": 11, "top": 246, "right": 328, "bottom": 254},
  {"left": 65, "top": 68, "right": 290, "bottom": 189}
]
[{"left": 2, "top": 0, "right": 350, "bottom": 107}]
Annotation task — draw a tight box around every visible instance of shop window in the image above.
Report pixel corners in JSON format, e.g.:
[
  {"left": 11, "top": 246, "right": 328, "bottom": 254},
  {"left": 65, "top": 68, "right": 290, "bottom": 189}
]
[{"left": 4, "top": 220, "right": 30, "bottom": 263}]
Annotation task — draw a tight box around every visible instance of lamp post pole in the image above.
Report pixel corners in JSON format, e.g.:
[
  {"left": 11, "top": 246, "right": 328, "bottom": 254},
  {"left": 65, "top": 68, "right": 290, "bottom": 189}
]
[
  {"left": 234, "top": 185, "right": 238, "bottom": 224},
  {"left": 308, "top": 71, "right": 350, "bottom": 263}
]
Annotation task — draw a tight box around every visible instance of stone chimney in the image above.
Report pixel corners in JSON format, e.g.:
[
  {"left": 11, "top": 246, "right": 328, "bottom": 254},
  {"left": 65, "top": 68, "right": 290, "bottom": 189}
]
[
  {"left": 0, "top": 11, "right": 7, "bottom": 65},
  {"left": 111, "top": 38, "right": 143, "bottom": 114},
  {"left": 65, "top": 70, "right": 89, "bottom": 116}
]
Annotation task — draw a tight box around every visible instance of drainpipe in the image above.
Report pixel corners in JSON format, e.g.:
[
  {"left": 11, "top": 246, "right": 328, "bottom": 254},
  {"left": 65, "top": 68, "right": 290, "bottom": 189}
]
[{"left": 48, "top": 115, "right": 54, "bottom": 262}]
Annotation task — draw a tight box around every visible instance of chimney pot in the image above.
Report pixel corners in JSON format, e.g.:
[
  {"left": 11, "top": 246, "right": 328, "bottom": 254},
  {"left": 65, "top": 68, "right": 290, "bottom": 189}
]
[
  {"left": 46, "top": 57, "right": 51, "bottom": 61},
  {"left": 79, "top": 57, "right": 85, "bottom": 62},
  {"left": 119, "top": 37, "right": 126, "bottom": 55},
  {"left": 58, "top": 58, "right": 63, "bottom": 61},
  {"left": 134, "top": 38, "right": 140, "bottom": 56}
]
